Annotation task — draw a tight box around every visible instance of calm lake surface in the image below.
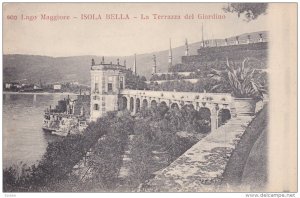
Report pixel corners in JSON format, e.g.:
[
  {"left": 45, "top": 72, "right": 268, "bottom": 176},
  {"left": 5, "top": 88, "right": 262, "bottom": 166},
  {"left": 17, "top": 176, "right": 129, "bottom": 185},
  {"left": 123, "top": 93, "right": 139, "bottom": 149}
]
[{"left": 3, "top": 93, "right": 77, "bottom": 168}]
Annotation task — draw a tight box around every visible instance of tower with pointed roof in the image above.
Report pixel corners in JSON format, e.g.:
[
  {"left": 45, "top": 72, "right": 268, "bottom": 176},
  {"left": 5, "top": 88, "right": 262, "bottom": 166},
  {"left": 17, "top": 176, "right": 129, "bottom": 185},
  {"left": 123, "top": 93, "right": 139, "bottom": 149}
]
[
  {"left": 185, "top": 38, "right": 189, "bottom": 56},
  {"left": 201, "top": 23, "right": 205, "bottom": 48},
  {"left": 152, "top": 55, "right": 157, "bottom": 75},
  {"left": 168, "top": 39, "right": 173, "bottom": 71},
  {"left": 133, "top": 54, "right": 137, "bottom": 75}
]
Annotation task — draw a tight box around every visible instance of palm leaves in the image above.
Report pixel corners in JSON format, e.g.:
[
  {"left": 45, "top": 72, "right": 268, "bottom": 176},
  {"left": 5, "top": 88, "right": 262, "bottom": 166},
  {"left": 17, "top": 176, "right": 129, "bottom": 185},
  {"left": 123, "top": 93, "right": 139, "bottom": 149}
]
[{"left": 210, "top": 58, "right": 266, "bottom": 100}]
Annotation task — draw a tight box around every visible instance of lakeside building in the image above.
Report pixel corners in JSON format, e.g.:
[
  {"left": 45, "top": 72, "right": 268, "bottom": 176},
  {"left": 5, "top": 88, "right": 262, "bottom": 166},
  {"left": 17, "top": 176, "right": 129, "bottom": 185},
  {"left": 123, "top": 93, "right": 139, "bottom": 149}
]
[
  {"left": 90, "top": 58, "right": 126, "bottom": 121},
  {"left": 53, "top": 84, "right": 62, "bottom": 91},
  {"left": 43, "top": 32, "right": 268, "bottom": 135}
]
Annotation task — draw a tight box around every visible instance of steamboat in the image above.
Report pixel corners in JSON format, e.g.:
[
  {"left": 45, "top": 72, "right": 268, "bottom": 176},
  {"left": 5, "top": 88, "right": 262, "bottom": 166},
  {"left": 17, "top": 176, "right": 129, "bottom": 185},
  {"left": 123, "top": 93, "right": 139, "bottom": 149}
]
[{"left": 42, "top": 94, "right": 90, "bottom": 136}]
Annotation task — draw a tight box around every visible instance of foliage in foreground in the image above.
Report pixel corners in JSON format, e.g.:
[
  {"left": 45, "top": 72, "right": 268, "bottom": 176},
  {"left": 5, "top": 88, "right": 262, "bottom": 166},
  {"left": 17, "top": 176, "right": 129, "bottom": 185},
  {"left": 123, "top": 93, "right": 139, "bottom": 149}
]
[
  {"left": 4, "top": 103, "right": 216, "bottom": 192},
  {"left": 223, "top": 3, "right": 268, "bottom": 21},
  {"left": 126, "top": 104, "right": 212, "bottom": 188},
  {"left": 3, "top": 112, "right": 129, "bottom": 192}
]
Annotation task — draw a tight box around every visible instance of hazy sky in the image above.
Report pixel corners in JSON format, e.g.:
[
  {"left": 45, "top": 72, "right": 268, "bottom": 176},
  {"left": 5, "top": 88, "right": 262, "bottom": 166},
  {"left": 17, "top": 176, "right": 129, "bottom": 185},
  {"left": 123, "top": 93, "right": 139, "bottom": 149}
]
[{"left": 3, "top": 3, "right": 268, "bottom": 57}]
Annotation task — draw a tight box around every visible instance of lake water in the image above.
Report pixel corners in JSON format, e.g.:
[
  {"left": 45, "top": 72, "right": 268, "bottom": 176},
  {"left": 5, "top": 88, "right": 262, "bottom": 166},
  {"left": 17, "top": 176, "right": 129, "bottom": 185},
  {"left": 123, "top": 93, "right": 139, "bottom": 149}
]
[{"left": 3, "top": 93, "right": 77, "bottom": 168}]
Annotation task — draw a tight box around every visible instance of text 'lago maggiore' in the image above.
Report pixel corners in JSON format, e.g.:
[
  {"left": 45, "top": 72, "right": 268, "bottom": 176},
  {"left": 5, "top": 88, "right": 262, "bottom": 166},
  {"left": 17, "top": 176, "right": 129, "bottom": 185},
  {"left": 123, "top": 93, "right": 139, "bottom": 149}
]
[{"left": 12, "top": 13, "right": 226, "bottom": 21}]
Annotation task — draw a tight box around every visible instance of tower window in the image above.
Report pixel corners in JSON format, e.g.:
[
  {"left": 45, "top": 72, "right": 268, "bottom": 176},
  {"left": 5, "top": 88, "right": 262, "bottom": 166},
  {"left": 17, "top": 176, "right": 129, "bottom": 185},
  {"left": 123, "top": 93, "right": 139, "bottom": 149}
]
[
  {"left": 94, "top": 104, "right": 99, "bottom": 110},
  {"left": 108, "top": 83, "right": 113, "bottom": 92},
  {"left": 94, "top": 83, "right": 99, "bottom": 93},
  {"left": 93, "top": 96, "right": 100, "bottom": 100},
  {"left": 120, "top": 77, "right": 124, "bottom": 89}
]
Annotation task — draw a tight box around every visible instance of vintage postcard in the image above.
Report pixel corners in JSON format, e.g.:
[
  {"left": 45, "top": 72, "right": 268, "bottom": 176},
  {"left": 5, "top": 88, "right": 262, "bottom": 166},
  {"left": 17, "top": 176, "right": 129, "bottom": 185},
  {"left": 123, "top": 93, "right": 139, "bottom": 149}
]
[{"left": 2, "top": 2, "right": 297, "bottom": 194}]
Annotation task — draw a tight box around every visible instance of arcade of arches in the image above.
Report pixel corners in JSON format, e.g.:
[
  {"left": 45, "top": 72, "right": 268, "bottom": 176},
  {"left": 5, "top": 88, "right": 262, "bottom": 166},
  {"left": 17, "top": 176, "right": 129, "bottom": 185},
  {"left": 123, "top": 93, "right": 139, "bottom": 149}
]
[{"left": 118, "top": 95, "right": 232, "bottom": 132}]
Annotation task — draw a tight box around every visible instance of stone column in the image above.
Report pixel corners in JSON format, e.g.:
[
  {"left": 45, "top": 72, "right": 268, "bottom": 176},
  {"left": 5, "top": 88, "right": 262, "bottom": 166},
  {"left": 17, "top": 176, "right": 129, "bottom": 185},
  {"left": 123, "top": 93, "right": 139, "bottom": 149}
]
[
  {"left": 123, "top": 75, "right": 126, "bottom": 90},
  {"left": 259, "top": 33, "right": 263, "bottom": 42},
  {"left": 133, "top": 97, "right": 137, "bottom": 115},
  {"left": 127, "top": 96, "right": 130, "bottom": 111},
  {"left": 147, "top": 98, "right": 151, "bottom": 108},
  {"left": 168, "top": 100, "right": 172, "bottom": 108},
  {"left": 235, "top": 36, "right": 239, "bottom": 45},
  {"left": 210, "top": 105, "right": 219, "bottom": 132},
  {"left": 196, "top": 102, "right": 200, "bottom": 111},
  {"left": 247, "top": 35, "right": 251, "bottom": 44}
]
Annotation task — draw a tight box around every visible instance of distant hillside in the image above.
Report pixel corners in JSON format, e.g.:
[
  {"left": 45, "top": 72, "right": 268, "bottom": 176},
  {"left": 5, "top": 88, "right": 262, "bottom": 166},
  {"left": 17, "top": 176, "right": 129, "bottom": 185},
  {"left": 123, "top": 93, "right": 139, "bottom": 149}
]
[
  {"left": 3, "top": 48, "right": 196, "bottom": 85},
  {"left": 3, "top": 31, "right": 267, "bottom": 85}
]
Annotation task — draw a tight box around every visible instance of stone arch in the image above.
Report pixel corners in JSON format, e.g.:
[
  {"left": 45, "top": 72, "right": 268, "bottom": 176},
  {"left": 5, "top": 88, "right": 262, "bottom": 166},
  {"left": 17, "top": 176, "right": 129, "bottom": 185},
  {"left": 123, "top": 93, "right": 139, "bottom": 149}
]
[
  {"left": 186, "top": 103, "right": 195, "bottom": 110},
  {"left": 171, "top": 102, "right": 180, "bottom": 109},
  {"left": 181, "top": 103, "right": 193, "bottom": 112},
  {"left": 130, "top": 97, "right": 134, "bottom": 112},
  {"left": 159, "top": 101, "right": 168, "bottom": 107},
  {"left": 180, "top": 101, "right": 185, "bottom": 108},
  {"left": 183, "top": 103, "right": 196, "bottom": 115},
  {"left": 136, "top": 98, "right": 141, "bottom": 113},
  {"left": 181, "top": 103, "right": 197, "bottom": 126},
  {"left": 198, "top": 107, "right": 211, "bottom": 120},
  {"left": 119, "top": 96, "right": 128, "bottom": 110},
  {"left": 150, "top": 100, "right": 157, "bottom": 108},
  {"left": 218, "top": 108, "right": 231, "bottom": 127},
  {"left": 196, "top": 107, "right": 212, "bottom": 133},
  {"left": 158, "top": 101, "right": 169, "bottom": 116},
  {"left": 142, "top": 99, "right": 148, "bottom": 109}
]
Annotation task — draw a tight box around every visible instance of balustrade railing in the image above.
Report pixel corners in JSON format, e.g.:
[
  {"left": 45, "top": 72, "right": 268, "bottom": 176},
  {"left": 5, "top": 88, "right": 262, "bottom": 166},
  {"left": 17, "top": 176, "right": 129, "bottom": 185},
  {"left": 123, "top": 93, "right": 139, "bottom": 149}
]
[{"left": 120, "top": 89, "right": 233, "bottom": 103}]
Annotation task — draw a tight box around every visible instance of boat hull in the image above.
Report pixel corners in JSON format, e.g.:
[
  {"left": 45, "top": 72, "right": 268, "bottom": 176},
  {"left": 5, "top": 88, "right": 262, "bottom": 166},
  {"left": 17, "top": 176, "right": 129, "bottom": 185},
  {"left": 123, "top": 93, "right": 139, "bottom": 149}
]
[
  {"left": 51, "top": 131, "right": 69, "bottom": 137},
  {"left": 42, "top": 127, "right": 57, "bottom": 133}
]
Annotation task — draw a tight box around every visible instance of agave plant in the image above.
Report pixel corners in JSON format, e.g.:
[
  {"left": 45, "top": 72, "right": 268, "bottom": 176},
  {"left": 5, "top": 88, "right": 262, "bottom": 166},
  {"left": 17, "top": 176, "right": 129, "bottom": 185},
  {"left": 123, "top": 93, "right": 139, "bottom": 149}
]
[{"left": 210, "top": 58, "right": 266, "bottom": 100}]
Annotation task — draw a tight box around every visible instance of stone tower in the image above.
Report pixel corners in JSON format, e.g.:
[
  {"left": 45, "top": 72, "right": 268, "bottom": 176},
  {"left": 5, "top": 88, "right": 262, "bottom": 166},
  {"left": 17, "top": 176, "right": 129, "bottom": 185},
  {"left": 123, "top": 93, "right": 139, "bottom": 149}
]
[
  {"left": 235, "top": 36, "right": 239, "bottom": 45},
  {"left": 185, "top": 38, "right": 189, "bottom": 56},
  {"left": 168, "top": 39, "right": 172, "bottom": 71},
  {"left": 133, "top": 54, "right": 137, "bottom": 75},
  {"left": 247, "top": 35, "right": 251, "bottom": 44},
  {"left": 259, "top": 33, "right": 263, "bottom": 42},
  {"left": 201, "top": 23, "right": 205, "bottom": 48},
  {"left": 90, "top": 58, "right": 126, "bottom": 121},
  {"left": 152, "top": 55, "right": 157, "bottom": 74}
]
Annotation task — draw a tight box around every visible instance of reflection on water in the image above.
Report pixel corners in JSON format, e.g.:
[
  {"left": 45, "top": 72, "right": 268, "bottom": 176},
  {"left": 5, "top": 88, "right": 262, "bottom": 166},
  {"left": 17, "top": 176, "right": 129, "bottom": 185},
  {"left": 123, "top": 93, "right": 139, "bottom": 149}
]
[{"left": 3, "top": 93, "right": 76, "bottom": 168}]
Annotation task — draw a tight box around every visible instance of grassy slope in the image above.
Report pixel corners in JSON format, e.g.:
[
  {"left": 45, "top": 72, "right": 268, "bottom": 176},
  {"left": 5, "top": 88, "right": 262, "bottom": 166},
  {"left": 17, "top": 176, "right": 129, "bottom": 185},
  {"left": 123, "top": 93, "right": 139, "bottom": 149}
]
[{"left": 221, "top": 105, "right": 268, "bottom": 188}]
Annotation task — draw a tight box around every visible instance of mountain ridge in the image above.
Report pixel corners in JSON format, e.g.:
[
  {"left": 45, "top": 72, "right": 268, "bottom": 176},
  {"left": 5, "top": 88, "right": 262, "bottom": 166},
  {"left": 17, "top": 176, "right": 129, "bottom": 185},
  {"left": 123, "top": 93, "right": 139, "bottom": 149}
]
[{"left": 3, "top": 31, "right": 267, "bottom": 85}]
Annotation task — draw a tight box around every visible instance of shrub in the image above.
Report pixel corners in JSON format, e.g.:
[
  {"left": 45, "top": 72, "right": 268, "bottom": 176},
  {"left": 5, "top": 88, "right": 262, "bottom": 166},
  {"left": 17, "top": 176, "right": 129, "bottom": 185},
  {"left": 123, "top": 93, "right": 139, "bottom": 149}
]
[{"left": 210, "top": 58, "right": 266, "bottom": 100}]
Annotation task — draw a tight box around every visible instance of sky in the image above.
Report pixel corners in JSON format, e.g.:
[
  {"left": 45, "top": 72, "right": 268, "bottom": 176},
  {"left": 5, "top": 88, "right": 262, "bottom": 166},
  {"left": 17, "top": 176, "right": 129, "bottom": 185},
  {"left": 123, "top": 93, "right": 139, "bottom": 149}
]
[{"left": 3, "top": 3, "right": 268, "bottom": 57}]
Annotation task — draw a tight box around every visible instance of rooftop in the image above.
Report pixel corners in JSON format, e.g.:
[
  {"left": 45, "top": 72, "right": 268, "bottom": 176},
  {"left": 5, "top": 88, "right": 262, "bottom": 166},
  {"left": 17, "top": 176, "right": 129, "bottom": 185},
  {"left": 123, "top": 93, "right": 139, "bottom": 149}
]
[{"left": 91, "top": 63, "right": 126, "bottom": 71}]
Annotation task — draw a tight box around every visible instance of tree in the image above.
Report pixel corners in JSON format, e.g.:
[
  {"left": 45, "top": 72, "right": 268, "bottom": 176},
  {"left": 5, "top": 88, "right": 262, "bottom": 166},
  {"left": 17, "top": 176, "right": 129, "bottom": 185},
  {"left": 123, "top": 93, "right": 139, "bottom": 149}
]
[
  {"left": 2, "top": 112, "right": 125, "bottom": 192},
  {"left": 129, "top": 120, "right": 154, "bottom": 186},
  {"left": 88, "top": 127, "right": 128, "bottom": 190},
  {"left": 223, "top": 3, "right": 268, "bottom": 21},
  {"left": 125, "top": 70, "right": 147, "bottom": 90}
]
